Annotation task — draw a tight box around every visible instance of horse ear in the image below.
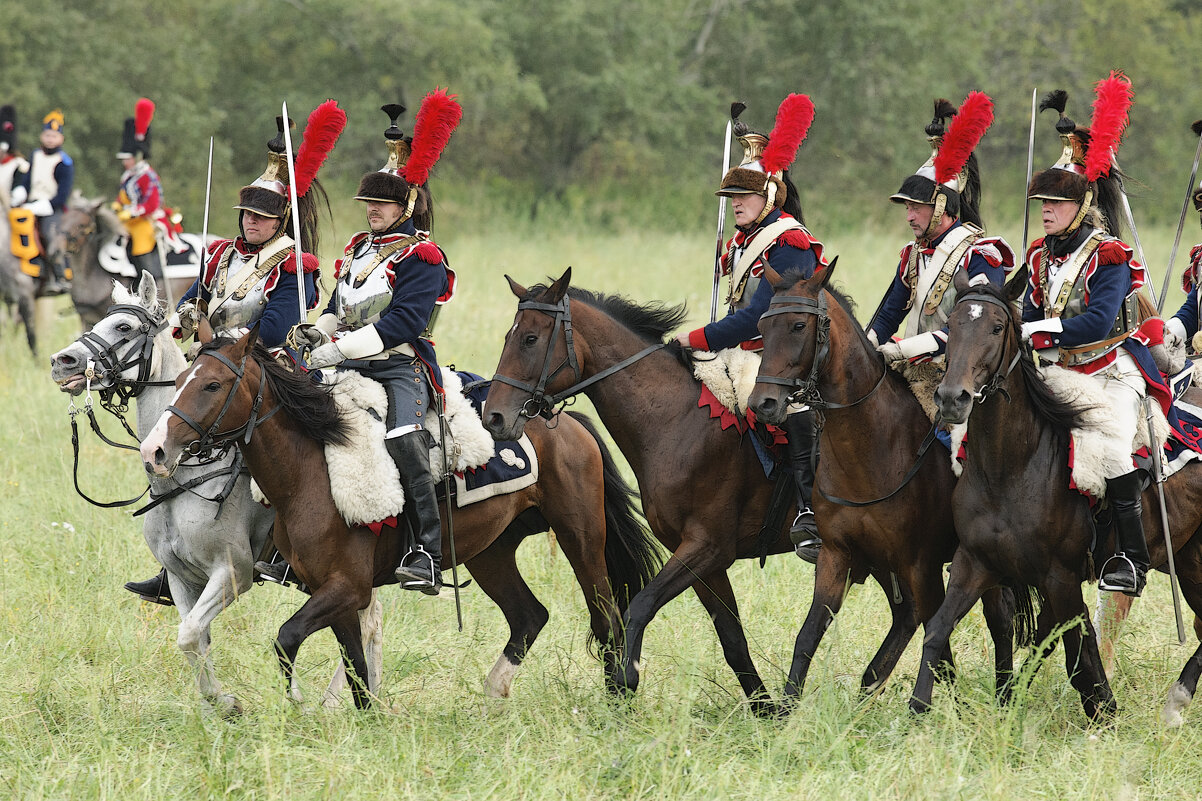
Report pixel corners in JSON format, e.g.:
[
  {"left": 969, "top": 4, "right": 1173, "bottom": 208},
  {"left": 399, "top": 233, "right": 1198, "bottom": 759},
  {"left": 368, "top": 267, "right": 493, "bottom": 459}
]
[
  {"left": 197, "top": 314, "right": 214, "bottom": 344},
  {"left": 816, "top": 256, "right": 839, "bottom": 291},
  {"left": 137, "top": 270, "right": 158, "bottom": 308},
  {"left": 245, "top": 321, "right": 261, "bottom": 350},
  {"left": 1003, "top": 264, "right": 1029, "bottom": 305},
  {"left": 545, "top": 266, "right": 572, "bottom": 304},
  {"left": 505, "top": 274, "right": 528, "bottom": 299},
  {"left": 952, "top": 267, "right": 971, "bottom": 296},
  {"left": 763, "top": 263, "right": 782, "bottom": 288}
]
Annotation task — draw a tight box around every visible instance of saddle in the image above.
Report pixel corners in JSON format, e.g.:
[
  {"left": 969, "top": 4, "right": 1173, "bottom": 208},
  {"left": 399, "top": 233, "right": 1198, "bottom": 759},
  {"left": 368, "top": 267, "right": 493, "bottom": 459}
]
[{"left": 98, "top": 231, "right": 206, "bottom": 282}]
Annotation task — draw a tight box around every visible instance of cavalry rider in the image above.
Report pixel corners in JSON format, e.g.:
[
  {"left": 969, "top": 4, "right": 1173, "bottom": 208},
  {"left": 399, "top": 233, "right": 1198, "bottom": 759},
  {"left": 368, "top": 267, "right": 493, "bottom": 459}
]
[
  {"left": 114, "top": 98, "right": 172, "bottom": 282},
  {"left": 0, "top": 105, "right": 29, "bottom": 213},
  {"left": 869, "top": 93, "right": 1013, "bottom": 364},
  {"left": 673, "top": 94, "right": 828, "bottom": 563},
  {"left": 1166, "top": 120, "right": 1202, "bottom": 358},
  {"left": 124, "top": 104, "right": 344, "bottom": 605},
  {"left": 300, "top": 91, "right": 462, "bottom": 595},
  {"left": 11, "top": 109, "right": 73, "bottom": 295},
  {"left": 1020, "top": 74, "right": 1153, "bottom": 597}
]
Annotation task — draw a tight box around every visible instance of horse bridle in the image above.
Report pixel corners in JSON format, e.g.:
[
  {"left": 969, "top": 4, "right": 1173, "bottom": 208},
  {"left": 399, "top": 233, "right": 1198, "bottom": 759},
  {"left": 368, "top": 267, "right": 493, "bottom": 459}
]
[
  {"left": 166, "top": 348, "right": 280, "bottom": 458},
  {"left": 753, "top": 291, "right": 887, "bottom": 411},
  {"left": 953, "top": 290, "right": 1022, "bottom": 405},
  {"left": 491, "top": 294, "right": 664, "bottom": 419},
  {"left": 77, "top": 304, "right": 175, "bottom": 415}
]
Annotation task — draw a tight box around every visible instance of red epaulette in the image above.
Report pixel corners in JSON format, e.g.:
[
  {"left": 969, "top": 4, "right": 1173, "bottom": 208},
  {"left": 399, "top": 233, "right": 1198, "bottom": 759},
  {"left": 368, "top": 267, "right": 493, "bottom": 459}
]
[
  {"left": 1096, "top": 239, "right": 1133, "bottom": 266},
  {"left": 413, "top": 241, "right": 444, "bottom": 265},
  {"left": 1183, "top": 244, "right": 1202, "bottom": 293},
  {"left": 281, "top": 251, "right": 320, "bottom": 275},
  {"left": 777, "top": 229, "right": 815, "bottom": 251}
]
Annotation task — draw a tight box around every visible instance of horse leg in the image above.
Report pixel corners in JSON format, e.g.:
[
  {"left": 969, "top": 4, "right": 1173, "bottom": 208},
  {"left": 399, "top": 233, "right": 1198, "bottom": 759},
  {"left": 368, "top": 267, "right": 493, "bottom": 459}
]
[
  {"left": 173, "top": 566, "right": 247, "bottom": 717},
  {"left": 1093, "top": 590, "right": 1134, "bottom": 682},
  {"left": 690, "top": 570, "right": 779, "bottom": 717},
  {"left": 544, "top": 519, "right": 627, "bottom": 694},
  {"left": 1162, "top": 544, "right": 1202, "bottom": 727},
  {"left": 275, "top": 576, "right": 373, "bottom": 709},
  {"left": 910, "top": 549, "right": 995, "bottom": 714},
  {"left": 981, "top": 585, "right": 1018, "bottom": 705},
  {"left": 782, "top": 548, "right": 856, "bottom": 701},
  {"left": 464, "top": 543, "right": 548, "bottom": 699},
  {"left": 1044, "top": 577, "right": 1115, "bottom": 720},
  {"left": 322, "top": 588, "right": 383, "bottom": 708},
  {"left": 17, "top": 289, "right": 36, "bottom": 355}
]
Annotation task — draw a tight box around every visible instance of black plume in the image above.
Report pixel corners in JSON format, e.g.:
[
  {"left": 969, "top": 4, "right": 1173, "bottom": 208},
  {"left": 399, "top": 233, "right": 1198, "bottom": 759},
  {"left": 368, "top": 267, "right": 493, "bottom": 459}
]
[
  {"left": 1192, "top": 119, "right": 1202, "bottom": 137},
  {"left": 1039, "top": 89, "right": 1068, "bottom": 115},
  {"left": 731, "top": 101, "right": 747, "bottom": 120}
]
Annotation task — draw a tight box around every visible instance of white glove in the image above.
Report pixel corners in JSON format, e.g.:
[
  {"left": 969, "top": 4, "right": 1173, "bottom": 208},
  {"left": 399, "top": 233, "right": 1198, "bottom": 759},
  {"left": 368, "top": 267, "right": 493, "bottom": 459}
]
[
  {"left": 1166, "top": 317, "right": 1188, "bottom": 352},
  {"left": 876, "top": 341, "right": 904, "bottom": 362},
  {"left": 10, "top": 185, "right": 26, "bottom": 207},
  {"left": 1020, "top": 318, "right": 1063, "bottom": 342},
  {"left": 173, "top": 300, "right": 201, "bottom": 339},
  {"left": 307, "top": 341, "right": 346, "bottom": 369},
  {"left": 290, "top": 323, "right": 330, "bottom": 350},
  {"left": 866, "top": 329, "right": 880, "bottom": 348},
  {"left": 24, "top": 197, "right": 52, "bottom": 217}
]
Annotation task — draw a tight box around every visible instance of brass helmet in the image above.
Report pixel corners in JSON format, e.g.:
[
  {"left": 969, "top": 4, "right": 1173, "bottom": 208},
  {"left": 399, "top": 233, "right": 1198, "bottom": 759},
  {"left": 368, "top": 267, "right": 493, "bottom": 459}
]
[{"left": 716, "top": 94, "right": 815, "bottom": 226}]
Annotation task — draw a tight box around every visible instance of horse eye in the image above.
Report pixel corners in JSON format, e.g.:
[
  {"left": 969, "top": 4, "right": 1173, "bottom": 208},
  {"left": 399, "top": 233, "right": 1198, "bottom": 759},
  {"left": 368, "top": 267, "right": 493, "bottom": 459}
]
[
  {"left": 522, "top": 333, "right": 538, "bottom": 348},
  {"left": 791, "top": 320, "right": 807, "bottom": 332},
  {"left": 992, "top": 323, "right": 1004, "bottom": 335},
  {"left": 116, "top": 323, "right": 132, "bottom": 333},
  {"left": 204, "top": 381, "right": 221, "bottom": 392}
]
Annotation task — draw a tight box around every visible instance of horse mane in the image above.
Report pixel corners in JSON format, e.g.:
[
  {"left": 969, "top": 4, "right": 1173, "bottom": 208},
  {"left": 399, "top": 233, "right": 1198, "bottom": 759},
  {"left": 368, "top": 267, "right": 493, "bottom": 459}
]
[
  {"left": 959, "top": 283, "right": 1089, "bottom": 433},
  {"left": 199, "top": 337, "right": 351, "bottom": 447},
  {"left": 524, "top": 283, "right": 690, "bottom": 345}
]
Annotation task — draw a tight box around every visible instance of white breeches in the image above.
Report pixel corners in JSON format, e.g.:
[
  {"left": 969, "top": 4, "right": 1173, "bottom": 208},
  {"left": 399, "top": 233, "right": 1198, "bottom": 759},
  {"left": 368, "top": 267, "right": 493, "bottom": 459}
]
[{"left": 1093, "top": 349, "right": 1146, "bottom": 479}]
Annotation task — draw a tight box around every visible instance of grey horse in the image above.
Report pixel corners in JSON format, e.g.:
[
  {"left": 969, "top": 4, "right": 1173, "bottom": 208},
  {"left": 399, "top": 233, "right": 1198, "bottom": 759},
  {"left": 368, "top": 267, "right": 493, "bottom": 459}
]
[
  {"left": 49, "top": 272, "right": 381, "bottom": 713},
  {"left": 0, "top": 203, "right": 43, "bottom": 354}
]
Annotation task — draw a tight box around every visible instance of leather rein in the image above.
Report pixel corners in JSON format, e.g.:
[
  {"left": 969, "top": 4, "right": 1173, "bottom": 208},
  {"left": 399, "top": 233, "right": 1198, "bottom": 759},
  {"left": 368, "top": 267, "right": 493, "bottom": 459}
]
[
  {"left": 166, "top": 347, "right": 281, "bottom": 459},
  {"left": 752, "top": 290, "right": 936, "bottom": 508},
  {"left": 490, "top": 294, "right": 664, "bottom": 420}
]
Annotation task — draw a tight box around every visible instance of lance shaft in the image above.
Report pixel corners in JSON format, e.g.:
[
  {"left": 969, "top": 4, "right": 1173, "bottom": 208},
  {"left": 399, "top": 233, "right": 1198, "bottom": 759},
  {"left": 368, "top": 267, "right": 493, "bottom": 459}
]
[
  {"left": 281, "top": 102, "right": 307, "bottom": 323},
  {"left": 1112, "top": 160, "right": 1156, "bottom": 308},
  {"left": 1158, "top": 128, "right": 1202, "bottom": 314},
  {"left": 710, "top": 120, "right": 733, "bottom": 323},
  {"left": 1020, "top": 88, "right": 1038, "bottom": 257},
  {"left": 437, "top": 389, "right": 463, "bottom": 631},
  {"left": 1145, "top": 397, "right": 1186, "bottom": 643}
]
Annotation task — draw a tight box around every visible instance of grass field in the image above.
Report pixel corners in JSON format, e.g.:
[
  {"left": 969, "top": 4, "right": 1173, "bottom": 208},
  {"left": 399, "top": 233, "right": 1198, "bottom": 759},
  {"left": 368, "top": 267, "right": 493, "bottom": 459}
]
[{"left": 3, "top": 218, "right": 1202, "bottom": 800}]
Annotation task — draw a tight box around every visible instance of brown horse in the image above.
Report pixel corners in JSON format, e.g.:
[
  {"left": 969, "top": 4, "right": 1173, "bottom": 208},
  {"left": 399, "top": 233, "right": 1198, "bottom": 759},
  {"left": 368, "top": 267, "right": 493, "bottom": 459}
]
[
  {"left": 484, "top": 268, "right": 808, "bottom": 717},
  {"left": 921, "top": 273, "right": 1202, "bottom": 723},
  {"left": 745, "top": 261, "right": 1024, "bottom": 704},
  {"left": 138, "top": 328, "right": 662, "bottom": 709}
]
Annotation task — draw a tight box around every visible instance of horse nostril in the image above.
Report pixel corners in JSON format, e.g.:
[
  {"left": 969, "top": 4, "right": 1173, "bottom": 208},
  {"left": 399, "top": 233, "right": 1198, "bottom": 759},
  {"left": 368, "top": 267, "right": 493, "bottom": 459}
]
[{"left": 154, "top": 447, "right": 166, "bottom": 467}]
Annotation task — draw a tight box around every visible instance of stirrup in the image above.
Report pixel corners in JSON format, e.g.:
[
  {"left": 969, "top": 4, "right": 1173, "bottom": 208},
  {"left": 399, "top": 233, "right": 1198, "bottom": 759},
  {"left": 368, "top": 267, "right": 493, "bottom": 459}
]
[
  {"left": 395, "top": 548, "right": 441, "bottom": 595},
  {"left": 254, "top": 559, "right": 308, "bottom": 593},
  {"left": 1098, "top": 553, "right": 1146, "bottom": 597}
]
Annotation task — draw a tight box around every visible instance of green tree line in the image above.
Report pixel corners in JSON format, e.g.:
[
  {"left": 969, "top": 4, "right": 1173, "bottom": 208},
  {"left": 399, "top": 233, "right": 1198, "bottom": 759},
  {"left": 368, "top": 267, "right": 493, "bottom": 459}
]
[{"left": 4, "top": 0, "right": 1200, "bottom": 233}]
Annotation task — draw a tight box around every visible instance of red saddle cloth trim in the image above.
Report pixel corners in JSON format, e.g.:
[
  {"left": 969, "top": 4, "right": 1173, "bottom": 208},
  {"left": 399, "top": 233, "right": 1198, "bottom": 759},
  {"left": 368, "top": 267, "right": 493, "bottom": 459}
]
[
  {"left": 366, "top": 515, "right": 397, "bottom": 536},
  {"left": 696, "top": 385, "right": 787, "bottom": 444}
]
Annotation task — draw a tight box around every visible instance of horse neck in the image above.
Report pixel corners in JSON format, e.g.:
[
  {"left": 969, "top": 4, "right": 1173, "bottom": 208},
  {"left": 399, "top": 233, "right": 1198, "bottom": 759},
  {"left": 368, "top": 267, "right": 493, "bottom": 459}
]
[
  {"left": 964, "top": 344, "right": 1048, "bottom": 480},
  {"left": 567, "top": 302, "right": 702, "bottom": 475},
  {"left": 134, "top": 331, "right": 188, "bottom": 439},
  {"left": 816, "top": 296, "right": 931, "bottom": 462},
  {"left": 234, "top": 374, "right": 322, "bottom": 511}
]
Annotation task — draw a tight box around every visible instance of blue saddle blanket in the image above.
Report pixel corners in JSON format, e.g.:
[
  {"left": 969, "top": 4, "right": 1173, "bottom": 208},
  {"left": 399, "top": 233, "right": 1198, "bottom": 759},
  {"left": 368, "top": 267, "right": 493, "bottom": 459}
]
[{"left": 444, "top": 372, "right": 538, "bottom": 508}]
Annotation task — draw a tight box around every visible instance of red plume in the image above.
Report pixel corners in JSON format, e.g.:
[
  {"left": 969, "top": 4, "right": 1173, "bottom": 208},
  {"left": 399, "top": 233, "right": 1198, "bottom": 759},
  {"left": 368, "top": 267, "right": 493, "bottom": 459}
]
[
  {"left": 294, "top": 99, "right": 347, "bottom": 198},
  {"left": 1084, "top": 71, "right": 1133, "bottom": 182},
  {"left": 403, "top": 88, "right": 463, "bottom": 186},
  {"left": 933, "top": 91, "right": 993, "bottom": 185},
  {"left": 134, "top": 98, "right": 155, "bottom": 139},
  {"left": 760, "top": 93, "right": 815, "bottom": 175}
]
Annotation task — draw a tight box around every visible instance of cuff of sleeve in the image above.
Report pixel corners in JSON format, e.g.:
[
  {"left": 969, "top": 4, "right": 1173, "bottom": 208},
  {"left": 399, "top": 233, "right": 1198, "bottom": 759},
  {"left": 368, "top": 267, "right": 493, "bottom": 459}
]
[
  {"left": 26, "top": 198, "right": 52, "bottom": 216},
  {"left": 1168, "top": 317, "right": 1188, "bottom": 342},
  {"left": 867, "top": 329, "right": 880, "bottom": 347},
  {"left": 687, "top": 328, "right": 710, "bottom": 351},
  {"left": 315, "top": 313, "right": 339, "bottom": 336},
  {"left": 1030, "top": 332, "right": 1058, "bottom": 350},
  {"left": 333, "top": 324, "right": 385, "bottom": 360},
  {"left": 897, "top": 331, "right": 941, "bottom": 359},
  {"left": 1023, "top": 318, "right": 1064, "bottom": 337}
]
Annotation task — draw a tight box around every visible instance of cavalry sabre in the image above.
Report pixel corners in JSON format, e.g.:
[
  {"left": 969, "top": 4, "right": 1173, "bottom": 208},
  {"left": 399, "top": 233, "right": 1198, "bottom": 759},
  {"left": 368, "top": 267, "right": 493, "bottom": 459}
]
[
  {"left": 280, "top": 102, "right": 307, "bottom": 323},
  {"left": 1144, "top": 397, "right": 1187, "bottom": 643},
  {"left": 710, "top": 103, "right": 743, "bottom": 323},
  {"left": 436, "top": 390, "right": 464, "bottom": 630},
  {"left": 1020, "top": 88, "right": 1038, "bottom": 257},
  {"left": 1157, "top": 124, "right": 1202, "bottom": 314},
  {"left": 1112, "top": 158, "right": 1156, "bottom": 308}
]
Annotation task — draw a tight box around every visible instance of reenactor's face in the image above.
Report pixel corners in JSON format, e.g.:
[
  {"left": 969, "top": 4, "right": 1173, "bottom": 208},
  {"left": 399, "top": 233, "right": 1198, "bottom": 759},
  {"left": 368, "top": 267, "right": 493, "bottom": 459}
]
[
  {"left": 1040, "top": 200, "right": 1080, "bottom": 236},
  {"left": 730, "top": 193, "right": 767, "bottom": 228},
  {"left": 364, "top": 200, "right": 403, "bottom": 233},
  {"left": 904, "top": 201, "right": 933, "bottom": 238},
  {"left": 40, "top": 129, "right": 65, "bottom": 150},
  {"left": 241, "top": 211, "right": 281, "bottom": 245}
]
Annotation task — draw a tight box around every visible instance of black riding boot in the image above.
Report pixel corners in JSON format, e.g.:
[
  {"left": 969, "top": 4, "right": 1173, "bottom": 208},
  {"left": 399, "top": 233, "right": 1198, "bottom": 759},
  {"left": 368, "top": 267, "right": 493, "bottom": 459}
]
[
  {"left": 124, "top": 567, "right": 173, "bottom": 605},
  {"left": 784, "top": 409, "right": 820, "bottom": 564},
  {"left": 1098, "top": 470, "right": 1150, "bottom": 597},
  {"left": 388, "top": 431, "right": 443, "bottom": 595}
]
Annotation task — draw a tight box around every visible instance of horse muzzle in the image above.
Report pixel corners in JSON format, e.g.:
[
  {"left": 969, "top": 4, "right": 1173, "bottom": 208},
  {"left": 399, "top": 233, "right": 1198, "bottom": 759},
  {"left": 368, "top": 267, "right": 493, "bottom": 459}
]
[
  {"left": 482, "top": 406, "right": 525, "bottom": 442},
  {"left": 748, "top": 387, "right": 787, "bottom": 426},
  {"left": 933, "top": 384, "right": 972, "bottom": 426}
]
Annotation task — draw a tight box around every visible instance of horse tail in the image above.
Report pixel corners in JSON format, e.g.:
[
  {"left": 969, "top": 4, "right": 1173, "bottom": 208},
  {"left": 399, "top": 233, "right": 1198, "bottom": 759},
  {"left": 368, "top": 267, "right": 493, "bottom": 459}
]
[
  {"left": 1010, "top": 582, "right": 1042, "bottom": 648},
  {"left": 566, "top": 411, "right": 664, "bottom": 615}
]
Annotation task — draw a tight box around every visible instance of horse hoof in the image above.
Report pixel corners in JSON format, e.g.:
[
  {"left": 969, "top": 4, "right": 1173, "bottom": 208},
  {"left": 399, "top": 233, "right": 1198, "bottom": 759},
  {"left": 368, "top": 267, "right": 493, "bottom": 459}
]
[
  {"left": 1162, "top": 683, "right": 1192, "bottom": 728},
  {"left": 909, "top": 697, "right": 931, "bottom": 715},
  {"left": 207, "top": 694, "right": 242, "bottom": 719}
]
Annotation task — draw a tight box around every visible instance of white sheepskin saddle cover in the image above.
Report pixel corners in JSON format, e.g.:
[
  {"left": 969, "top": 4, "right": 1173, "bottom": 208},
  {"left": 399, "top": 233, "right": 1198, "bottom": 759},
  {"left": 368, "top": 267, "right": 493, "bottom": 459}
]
[
  {"left": 251, "top": 368, "right": 498, "bottom": 526},
  {"left": 949, "top": 362, "right": 1172, "bottom": 500},
  {"left": 691, "top": 348, "right": 762, "bottom": 414}
]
